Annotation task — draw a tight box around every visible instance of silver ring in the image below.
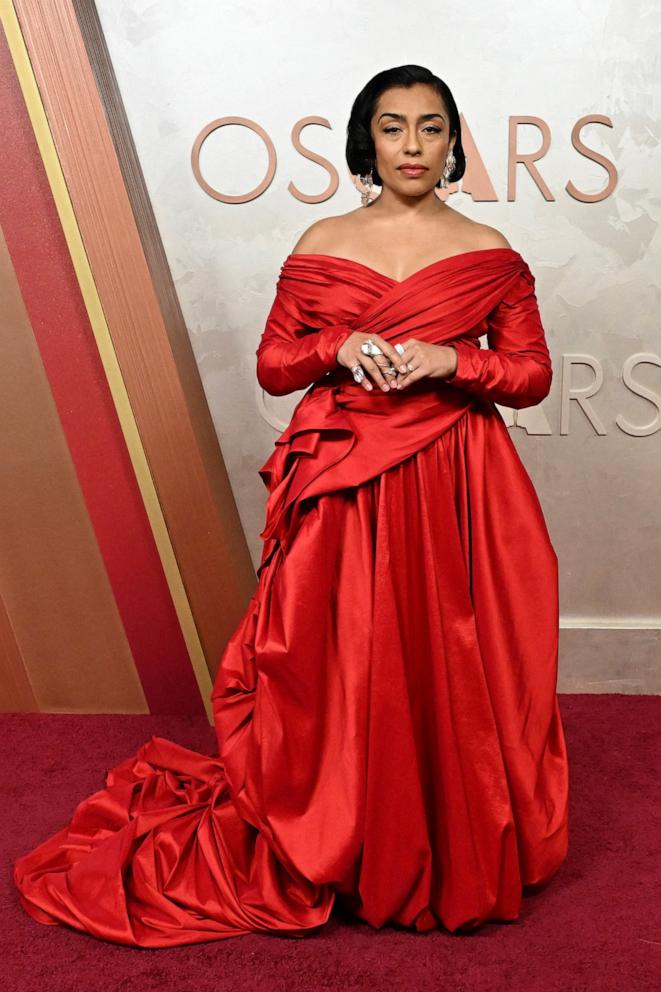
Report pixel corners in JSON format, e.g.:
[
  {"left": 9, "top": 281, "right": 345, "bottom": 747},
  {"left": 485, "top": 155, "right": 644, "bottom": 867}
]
[
  {"left": 351, "top": 364, "right": 365, "bottom": 384},
  {"left": 361, "top": 339, "right": 382, "bottom": 357}
]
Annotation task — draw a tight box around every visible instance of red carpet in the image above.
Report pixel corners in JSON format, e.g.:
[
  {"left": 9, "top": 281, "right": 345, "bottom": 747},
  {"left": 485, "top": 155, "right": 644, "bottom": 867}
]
[{"left": 4, "top": 696, "right": 660, "bottom": 991}]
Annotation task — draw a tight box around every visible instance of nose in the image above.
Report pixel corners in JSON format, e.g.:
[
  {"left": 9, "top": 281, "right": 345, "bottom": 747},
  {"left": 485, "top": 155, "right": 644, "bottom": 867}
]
[{"left": 403, "top": 128, "right": 423, "bottom": 154}]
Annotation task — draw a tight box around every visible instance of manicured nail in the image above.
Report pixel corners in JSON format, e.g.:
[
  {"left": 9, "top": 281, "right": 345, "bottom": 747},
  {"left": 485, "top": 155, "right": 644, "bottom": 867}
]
[
  {"left": 382, "top": 383, "right": 389, "bottom": 391},
  {"left": 399, "top": 365, "right": 407, "bottom": 372}
]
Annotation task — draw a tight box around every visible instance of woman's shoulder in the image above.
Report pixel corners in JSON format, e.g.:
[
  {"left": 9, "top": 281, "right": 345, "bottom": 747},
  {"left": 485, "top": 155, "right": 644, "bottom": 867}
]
[
  {"left": 288, "top": 211, "right": 513, "bottom": 258},
  {"left": 289, "top": 211, "right": 360, "bottom": 257},
  {"left": 448, "top": 212, "right": 512, "bottom": 252},
  {"left": 470, "top": 222, "right": 512, "bottom": 251}
]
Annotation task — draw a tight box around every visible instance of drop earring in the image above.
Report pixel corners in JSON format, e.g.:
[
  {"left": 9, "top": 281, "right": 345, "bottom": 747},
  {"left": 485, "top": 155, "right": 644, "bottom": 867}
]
[
  {"left": 439, "top": 150, "right": 456, "bottom": 189},
  {"left": 359, "top": 162, "right": 374, "bottom": 207}
]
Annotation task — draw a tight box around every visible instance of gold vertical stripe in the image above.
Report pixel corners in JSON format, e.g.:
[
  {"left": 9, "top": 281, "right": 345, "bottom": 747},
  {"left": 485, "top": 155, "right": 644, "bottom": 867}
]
[{"left": 0, "top": 0, "right": 215, "bottom": 722}]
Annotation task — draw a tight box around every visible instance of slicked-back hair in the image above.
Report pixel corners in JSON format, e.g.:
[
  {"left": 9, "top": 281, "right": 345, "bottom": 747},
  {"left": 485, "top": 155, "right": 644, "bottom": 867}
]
[{"left": 346, "top": 64, "right": 466, "bottom": 189}]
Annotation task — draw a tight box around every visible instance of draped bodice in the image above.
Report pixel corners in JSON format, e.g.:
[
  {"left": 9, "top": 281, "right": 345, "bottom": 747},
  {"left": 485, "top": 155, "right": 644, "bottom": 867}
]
[{"left": 256, "top": 248, "right": 536, "bottom": 574}]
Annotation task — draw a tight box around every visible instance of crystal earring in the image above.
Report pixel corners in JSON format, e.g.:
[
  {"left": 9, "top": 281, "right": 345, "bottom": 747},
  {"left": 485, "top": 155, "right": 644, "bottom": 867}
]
[
  {"left": 359, "top": 163, "right": 374, "bottom": 207},
  {"left": 439, "top": 150, "right": 456, "bottom": 189}
]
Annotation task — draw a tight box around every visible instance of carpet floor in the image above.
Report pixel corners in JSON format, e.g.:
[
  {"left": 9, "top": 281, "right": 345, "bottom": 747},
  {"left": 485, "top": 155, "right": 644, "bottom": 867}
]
[{"left": 3, "top": 695, "right": 660, "bottom": 992}]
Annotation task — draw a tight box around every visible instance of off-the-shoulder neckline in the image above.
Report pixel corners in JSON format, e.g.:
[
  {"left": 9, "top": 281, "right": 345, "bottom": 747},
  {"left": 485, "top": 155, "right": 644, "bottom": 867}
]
[{"left": 283, "top": 247, "right": 522, "bottom": 285}]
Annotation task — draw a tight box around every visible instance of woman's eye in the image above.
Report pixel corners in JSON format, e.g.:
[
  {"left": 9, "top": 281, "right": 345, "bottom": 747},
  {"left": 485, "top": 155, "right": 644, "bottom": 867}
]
[{"left": 383, "top": 126, "right": 441, "bottom": 134}]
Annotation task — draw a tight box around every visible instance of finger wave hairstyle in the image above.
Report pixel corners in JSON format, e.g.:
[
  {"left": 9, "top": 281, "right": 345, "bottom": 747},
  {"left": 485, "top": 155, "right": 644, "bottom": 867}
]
[{"left": 346, "top": 64, "right": 466, "bottom": 189}]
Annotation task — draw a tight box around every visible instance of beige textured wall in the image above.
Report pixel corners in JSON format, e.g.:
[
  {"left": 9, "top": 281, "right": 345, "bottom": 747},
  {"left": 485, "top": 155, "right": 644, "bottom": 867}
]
[{"left": 95, "top": 0, "right": 661, "bottom": 691}]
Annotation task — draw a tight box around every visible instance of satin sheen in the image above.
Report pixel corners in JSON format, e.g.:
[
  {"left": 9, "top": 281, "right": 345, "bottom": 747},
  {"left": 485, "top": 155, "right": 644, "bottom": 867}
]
[{"left": 13, "top": 247, "right": 570, "bottom": 946}]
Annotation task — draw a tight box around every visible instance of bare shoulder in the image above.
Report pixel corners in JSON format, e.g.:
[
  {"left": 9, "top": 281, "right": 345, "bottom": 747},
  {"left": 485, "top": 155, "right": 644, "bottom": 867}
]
[
  {"left": 289, "top": 210, "right": 512, "bottom": 258},
  {"left": 472, "top": 222, "right": 512, "bottom": 250},
  {"left": 289, "top": 210, "right": 362, "bottom": 256},
  {"left": 437, "top": 210, "right": 513, "bottom": 254}
]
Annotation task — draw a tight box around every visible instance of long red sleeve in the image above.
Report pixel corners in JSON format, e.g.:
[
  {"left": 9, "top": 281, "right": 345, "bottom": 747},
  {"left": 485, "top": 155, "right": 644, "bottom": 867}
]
[
  {"left": 256, "top": 292, "right": 353, "bottom": 397},
  {"left": 444, "top": 269, "right": 552, "bottom": 409}
]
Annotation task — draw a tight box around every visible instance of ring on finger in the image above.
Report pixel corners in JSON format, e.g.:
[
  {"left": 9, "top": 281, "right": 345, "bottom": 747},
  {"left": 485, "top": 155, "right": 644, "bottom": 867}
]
[{"left": 361, "top": 340, "right": 382, "bottom": 357}]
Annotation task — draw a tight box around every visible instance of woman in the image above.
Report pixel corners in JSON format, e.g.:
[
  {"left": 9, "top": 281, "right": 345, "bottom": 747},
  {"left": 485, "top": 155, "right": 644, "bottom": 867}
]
[{"left": 13, "top": 65, "right": 569, "bottom": 947}]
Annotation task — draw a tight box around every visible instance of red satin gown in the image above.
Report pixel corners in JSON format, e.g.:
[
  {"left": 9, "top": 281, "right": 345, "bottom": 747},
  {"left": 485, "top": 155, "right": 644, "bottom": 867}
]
[{"left": 13, "top": 247, "right": 570, "bottom": 946}]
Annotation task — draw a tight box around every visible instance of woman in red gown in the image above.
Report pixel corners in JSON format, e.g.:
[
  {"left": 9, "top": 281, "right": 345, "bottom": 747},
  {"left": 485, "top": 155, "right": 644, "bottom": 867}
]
[{"left": 13, "top": 65, "right": 569, "bottom": 946}]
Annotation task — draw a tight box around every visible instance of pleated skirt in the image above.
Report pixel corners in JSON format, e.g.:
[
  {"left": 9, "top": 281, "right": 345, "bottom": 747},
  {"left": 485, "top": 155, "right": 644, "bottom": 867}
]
[{"left": 13, "top": 400, "right": 570, "bottom": 947}]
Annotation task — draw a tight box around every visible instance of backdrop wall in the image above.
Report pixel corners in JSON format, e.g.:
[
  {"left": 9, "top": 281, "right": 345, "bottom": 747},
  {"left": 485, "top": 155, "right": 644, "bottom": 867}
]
[{"left": 49, "top": 1, "right": 661, "bottom": 689}]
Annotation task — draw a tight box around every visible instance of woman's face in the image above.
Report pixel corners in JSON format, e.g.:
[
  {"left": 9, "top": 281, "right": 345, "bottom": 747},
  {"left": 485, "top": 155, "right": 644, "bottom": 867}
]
[{"left": 369, "top": 83, "right": 456, "bottom": 194}]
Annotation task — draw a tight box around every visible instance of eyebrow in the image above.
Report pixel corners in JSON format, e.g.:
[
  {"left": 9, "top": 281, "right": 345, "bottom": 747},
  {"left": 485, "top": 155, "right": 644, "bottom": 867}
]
[{"left": 377, "top": 112, "right": 445, "bottom": 122}]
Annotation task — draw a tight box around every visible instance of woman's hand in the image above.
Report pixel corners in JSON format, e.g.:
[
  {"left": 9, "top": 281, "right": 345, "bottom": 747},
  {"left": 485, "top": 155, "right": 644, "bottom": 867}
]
[
  {"left": 337, "top": 332, "right": 409, "bottom": 392},
  {"left": 394, "top": 340, "right": 458, "bottom": 390}
]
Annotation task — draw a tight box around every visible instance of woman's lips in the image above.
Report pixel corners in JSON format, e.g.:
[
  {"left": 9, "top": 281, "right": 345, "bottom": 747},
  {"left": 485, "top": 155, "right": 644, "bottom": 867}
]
[{"left": 398, "top": 167, "right": 428, "bottom": 175}]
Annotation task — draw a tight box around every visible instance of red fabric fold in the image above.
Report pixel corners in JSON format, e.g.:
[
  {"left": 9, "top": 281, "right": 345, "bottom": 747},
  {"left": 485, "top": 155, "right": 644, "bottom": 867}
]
[
  {"left": 256, "top": 248, "right": 551, "bottom": 564},
  {"left": 13, "top": 247, "right": 569, "bottom": 947}
]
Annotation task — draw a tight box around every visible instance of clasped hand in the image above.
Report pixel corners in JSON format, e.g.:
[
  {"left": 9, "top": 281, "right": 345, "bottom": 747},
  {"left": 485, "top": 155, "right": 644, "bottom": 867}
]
[{"left": 337, "top": 333, "right": 458, "bottom": 392}]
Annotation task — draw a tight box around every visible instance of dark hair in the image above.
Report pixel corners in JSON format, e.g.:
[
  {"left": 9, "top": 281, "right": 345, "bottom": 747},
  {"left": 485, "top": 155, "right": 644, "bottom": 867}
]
[{"left": 346, "top": 64, "right": 466, "bottom": 188}]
